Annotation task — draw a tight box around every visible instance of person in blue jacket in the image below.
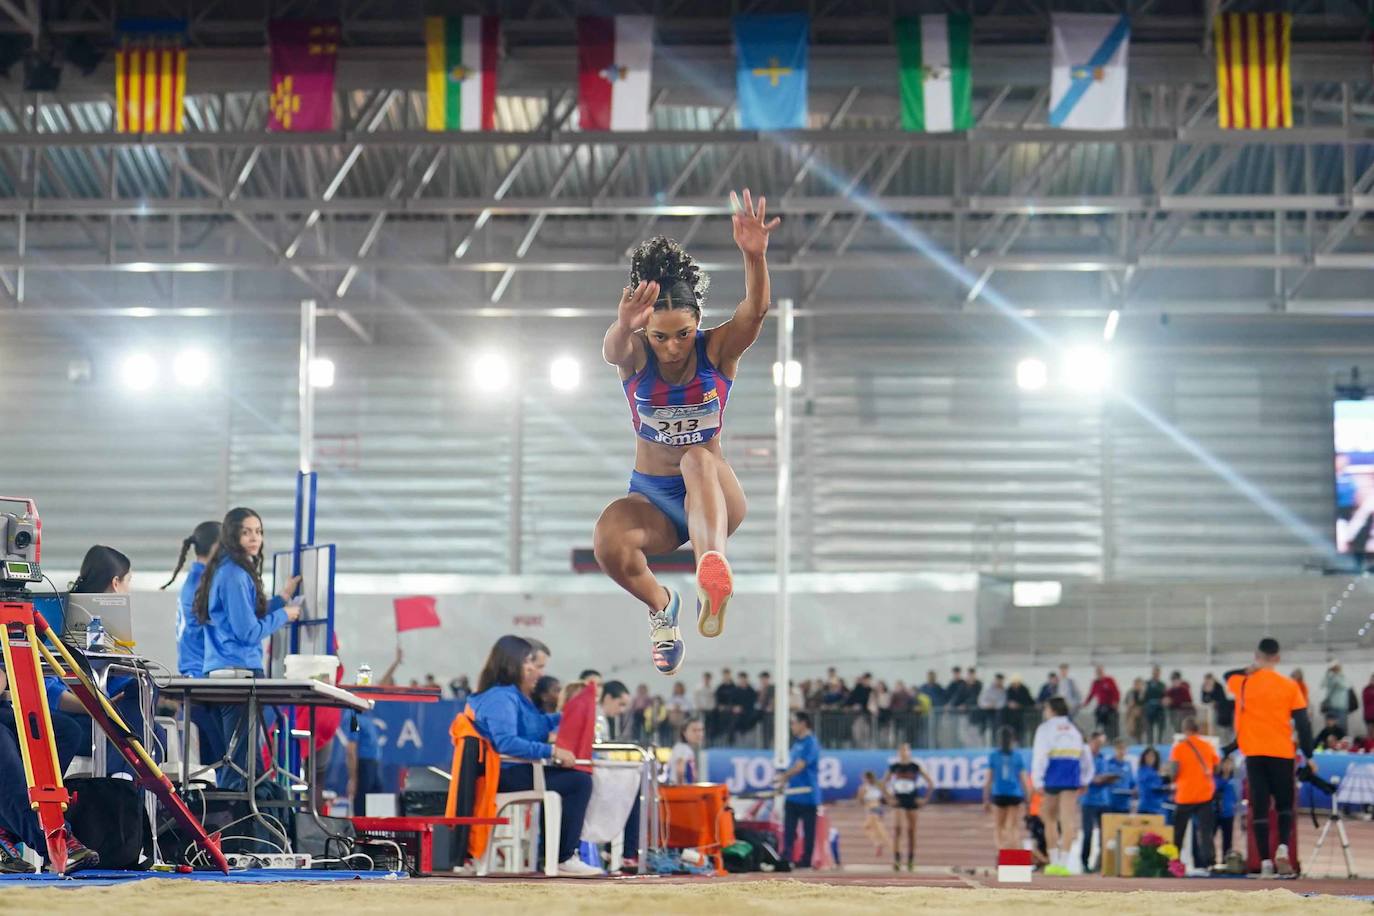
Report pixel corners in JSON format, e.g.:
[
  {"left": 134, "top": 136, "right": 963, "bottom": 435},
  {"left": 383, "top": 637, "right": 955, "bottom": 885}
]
[
  {"left": 468, "top": 635, "right": 601, "bottom": 877},
  {"left": 1212, "top": 755, "right": 1239, "bottom": 860},
  {"left": 192, "top": 508, "right": 300, "bottom": 791},
  {"left": 1102, "top": 737, "right": 1137, "bottom": 814},
  {"left": 1078, "top": 731, "right": 1112, "bottom": 872},
  {"left": 1135, "top": 746, "right": 1168, "bottom": 815},
  {"left": 160, "top": 521, "right": 226, "bottom": 766}
]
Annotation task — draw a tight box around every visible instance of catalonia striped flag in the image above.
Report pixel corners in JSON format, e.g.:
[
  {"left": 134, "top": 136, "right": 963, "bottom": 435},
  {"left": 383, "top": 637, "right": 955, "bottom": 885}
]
[
  {"left": 1214, "top": 13, "right": 1291, "bottom": 130},
  {"left": 115, "top": 26, "right": 187, "bottom": 133}
]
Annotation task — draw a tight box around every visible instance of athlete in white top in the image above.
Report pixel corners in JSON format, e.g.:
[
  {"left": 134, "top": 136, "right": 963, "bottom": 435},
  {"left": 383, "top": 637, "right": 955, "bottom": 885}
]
[{"left": 1031, "top": 697, "right": 1094, "bottom": 876}]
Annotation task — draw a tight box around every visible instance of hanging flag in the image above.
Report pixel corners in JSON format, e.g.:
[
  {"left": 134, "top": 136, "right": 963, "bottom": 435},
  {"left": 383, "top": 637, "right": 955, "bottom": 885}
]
[
  {"left": 114, "top": 19, "right": 187, "bottom": 133},
  {"left": 393, "top": 595, "right": 441, "bottom": 633},
  {"left": 425, "top": 16, "right": 500, "bottom": 132},
  {"left": 895, "top": 15, "right": 972, "bottom": 133},
  {"left": 1049, "top": 14, "right": 1130, "bottom": 129},
  {"left": 1214, "top": 13, "right": 1291, "bottom": 130},
  {"left": 577, "top": 16, "right": 653, "bottom": 131},
  {"left": 734, "top": 14, "right": 808, "bottom": 131},
  {"left": 269, "top": 19, "right": 339, "bottom": 132}
]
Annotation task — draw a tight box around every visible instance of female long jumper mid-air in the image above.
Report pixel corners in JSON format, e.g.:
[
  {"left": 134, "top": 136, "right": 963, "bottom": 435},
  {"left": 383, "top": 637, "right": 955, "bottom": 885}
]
[{"left": 594, "top": 189, "right": 780, "bottom": 676}]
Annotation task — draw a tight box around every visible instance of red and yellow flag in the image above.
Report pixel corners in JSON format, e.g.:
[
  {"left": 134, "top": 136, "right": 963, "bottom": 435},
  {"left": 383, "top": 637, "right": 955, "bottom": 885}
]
[
  {"left": 1214, "top": 13, "right": 1291, "bottom": 130},
  {"left": 114, "top": 35, "right": 186, "bottom": 133}
]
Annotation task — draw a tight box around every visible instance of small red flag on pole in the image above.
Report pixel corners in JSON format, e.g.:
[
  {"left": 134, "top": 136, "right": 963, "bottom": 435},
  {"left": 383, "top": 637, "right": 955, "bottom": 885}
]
[{"left": 394, "top": 595, "right": 441, "bottom": 633}]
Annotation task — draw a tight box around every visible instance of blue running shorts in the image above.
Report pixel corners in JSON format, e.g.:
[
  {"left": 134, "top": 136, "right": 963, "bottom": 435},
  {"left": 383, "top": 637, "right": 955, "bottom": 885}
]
[{"left": 628, "top": 470, "right": 689, "bottom": 546}]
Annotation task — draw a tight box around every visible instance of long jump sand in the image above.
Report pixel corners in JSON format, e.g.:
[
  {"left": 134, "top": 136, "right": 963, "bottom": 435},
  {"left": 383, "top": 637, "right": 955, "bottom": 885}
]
[{"left": 0, "top": 879, "right": 1365, "bottom": 915}]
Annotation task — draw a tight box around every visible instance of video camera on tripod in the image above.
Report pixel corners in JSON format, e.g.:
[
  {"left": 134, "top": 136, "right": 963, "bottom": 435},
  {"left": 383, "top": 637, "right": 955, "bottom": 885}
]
[
  {"left": 0, "top": 496, "right": 42, "bottom": 595},
  {"left": 1299, "top": 761, "right": 1338, "bottom": 797}
]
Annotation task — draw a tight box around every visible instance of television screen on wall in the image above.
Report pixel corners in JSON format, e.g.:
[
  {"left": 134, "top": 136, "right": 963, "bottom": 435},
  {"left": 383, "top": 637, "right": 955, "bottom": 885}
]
[{"left": 1334, "top": 399, "right": 1374, "bottom": 555}]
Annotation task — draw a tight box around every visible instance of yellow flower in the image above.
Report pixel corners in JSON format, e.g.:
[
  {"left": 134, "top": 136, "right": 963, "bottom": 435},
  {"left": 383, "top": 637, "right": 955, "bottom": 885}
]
[{"left": 1159, "top": 843, "right": 1179, "bottom": 860}]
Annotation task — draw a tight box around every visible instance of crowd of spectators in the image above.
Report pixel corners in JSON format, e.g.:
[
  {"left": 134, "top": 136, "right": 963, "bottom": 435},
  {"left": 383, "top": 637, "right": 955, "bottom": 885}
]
[{"left": 422, "top": 659, "right": 1374, "bottom": 751}]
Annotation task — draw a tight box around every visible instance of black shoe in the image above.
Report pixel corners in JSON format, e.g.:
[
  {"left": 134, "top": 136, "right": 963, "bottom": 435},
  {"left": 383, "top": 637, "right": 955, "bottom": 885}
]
[
  {"left": 62, "top": 841, "right": 100, "bottom": 875},
  {"left": 0, "top": 845, "right": 34, "bottom": 874}
]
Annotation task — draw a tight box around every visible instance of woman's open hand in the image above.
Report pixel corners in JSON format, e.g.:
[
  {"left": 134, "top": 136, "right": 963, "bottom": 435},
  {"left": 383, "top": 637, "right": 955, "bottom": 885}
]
[
  {"left": 617, "top": 280, "right": 658, "bottom": 332},
  {"left": 731, "top": 188, "right": 781, "bottom": 259}
]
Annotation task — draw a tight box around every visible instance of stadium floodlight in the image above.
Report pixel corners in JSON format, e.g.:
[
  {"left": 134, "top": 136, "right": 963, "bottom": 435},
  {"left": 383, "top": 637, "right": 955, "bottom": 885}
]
[
  {"left": 549, "top": 356, "right": 581, "bottom": 392},
  {"left": 173, "top": 349, "right": 211, "bottom": 388},
  {"left": 474, "top": 352, "right": 512, "bottom": 392},
  {"left": 119, "top": 352, "right": 158, "bottom": 392},
  {"left": 308, "top": 358, "right": 335, "bottom": 389},
  {"left": 1016, "top": 357, "right": 1048, "bottom": 392},
  {"left": 1062, "top": 346, "right": 1112, "bottom": 393},
  {"left": 772, "top": 360, "right": 803, "bottom": 389},
  {"left": 1103, "top": 309, "right": 1121, "bottom": 342}
]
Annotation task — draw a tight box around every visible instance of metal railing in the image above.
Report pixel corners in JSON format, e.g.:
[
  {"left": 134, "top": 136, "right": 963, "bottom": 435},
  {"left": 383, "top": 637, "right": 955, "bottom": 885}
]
[
  {"left": 983, "top": 581, "right": 1373, "bottom": 661},
  {"left": 698, "top": 705, "right": 1238, "bottom": 752}
]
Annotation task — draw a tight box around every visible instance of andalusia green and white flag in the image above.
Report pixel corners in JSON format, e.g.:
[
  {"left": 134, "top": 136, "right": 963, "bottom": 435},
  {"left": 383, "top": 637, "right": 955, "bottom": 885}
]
[{"left": 896, "top": 15, "right": 972, "bottom": 132}]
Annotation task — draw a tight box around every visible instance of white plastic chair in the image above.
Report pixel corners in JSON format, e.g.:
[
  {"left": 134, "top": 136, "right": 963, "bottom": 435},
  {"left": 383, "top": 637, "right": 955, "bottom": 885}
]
[{"left": 477, "top": 759, "right": 561, "bottom": 877}]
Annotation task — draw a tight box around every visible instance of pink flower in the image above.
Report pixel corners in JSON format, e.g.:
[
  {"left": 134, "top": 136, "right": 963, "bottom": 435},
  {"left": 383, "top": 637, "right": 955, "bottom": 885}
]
[
  {"left": 1167, "top": 859, "right": 1187, "bottom": 878},
  {"left": 1139, "top": 832, "right": 1165, "bottom": 848}
]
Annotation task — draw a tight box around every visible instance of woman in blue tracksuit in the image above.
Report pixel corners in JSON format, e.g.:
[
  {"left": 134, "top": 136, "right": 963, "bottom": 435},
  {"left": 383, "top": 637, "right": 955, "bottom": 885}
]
[
  {"left": 192, "top": 508, "right": 300, "bottom": 790},
  {"left": 1135, "top": 746, "right": 1168, "bottom": 816},
  {"left": 160, "top": 520, "right": 225, "bottom": 765},
  {"left": 467, "top": 635, "right": 601, "bottom": 877},
  {"left": 1212, "top": 755, "right": 1238, "bottom": 859}
]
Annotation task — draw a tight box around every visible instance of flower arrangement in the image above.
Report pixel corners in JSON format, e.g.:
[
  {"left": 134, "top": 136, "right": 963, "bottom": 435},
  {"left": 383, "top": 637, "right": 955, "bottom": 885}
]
[{"left": 1134, "top": 832, "right": 1181, "bottom": 878}]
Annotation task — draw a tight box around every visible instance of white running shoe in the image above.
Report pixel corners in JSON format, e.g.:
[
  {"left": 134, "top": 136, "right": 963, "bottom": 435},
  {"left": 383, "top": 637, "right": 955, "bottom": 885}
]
[
  {"left": 1259, "top": 858, "right": 1276, "bottom": 878},
  {"left": 557, "top": 856, "right": 605, "bottom": 878},
  {"left": 648, "top": 588, "right": 686, "bottom": 676},
  {"left": 1274, "top": 843, "right": 1294, "bottom": 876}
]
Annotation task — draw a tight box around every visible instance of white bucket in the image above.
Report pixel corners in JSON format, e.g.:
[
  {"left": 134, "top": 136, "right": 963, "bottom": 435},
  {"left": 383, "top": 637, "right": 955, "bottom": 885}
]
[{"left": 283, "top": 654, "right": 339, "bottom": 683}]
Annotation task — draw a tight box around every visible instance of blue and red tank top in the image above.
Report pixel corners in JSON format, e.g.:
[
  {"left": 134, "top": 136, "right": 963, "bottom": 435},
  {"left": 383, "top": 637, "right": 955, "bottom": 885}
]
[{"left": 622, "top": 330, "right": 732, "bottom": 448}]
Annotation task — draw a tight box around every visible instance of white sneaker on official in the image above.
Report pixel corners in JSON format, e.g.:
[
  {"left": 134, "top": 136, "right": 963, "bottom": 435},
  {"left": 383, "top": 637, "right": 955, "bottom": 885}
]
[
  {"left": 558, "top": 856, "right": 605, "bottom": 878},
  {"left": 1259, "top": 858, "right": 1276, "bottom": 878},
  {"left": 1185, "top": 867, "right": 1210, "bottom": 878},
  {"left": 1274, "top": 843, "right": 1294, "bottom": 876}
]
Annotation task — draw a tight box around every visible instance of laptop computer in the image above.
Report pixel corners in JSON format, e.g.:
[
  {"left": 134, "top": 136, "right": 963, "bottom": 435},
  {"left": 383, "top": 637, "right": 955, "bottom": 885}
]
[{"left": 62, "top": 592, "right": 135, "bottom": 647}]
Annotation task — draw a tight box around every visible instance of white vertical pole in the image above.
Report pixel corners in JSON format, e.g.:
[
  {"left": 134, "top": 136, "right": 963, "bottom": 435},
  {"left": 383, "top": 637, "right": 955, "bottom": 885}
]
[
  {"left": 773, "top": 297, "right": 795, "bottom": 770},
  {"left": 299, "top": 299, "right": 316, "bottom": 473}
]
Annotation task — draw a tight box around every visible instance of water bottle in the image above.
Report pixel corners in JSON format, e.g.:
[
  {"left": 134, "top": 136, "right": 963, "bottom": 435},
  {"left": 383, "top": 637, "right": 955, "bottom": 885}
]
[
  {"left": 85, "top": 616, "right": 104, "bottom": 651},
  {"left": 356, "top": 663, "right": 373, "bottom": 686}
]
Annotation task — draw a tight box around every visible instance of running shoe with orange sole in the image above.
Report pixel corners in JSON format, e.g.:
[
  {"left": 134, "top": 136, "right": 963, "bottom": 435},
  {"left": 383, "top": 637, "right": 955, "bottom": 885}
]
[{"left": 696, "top": 550, "right": 734, "bottom": 638}]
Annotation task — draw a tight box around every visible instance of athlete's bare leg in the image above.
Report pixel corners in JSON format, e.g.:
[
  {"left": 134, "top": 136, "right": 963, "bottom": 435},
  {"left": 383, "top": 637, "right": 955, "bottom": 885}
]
[
  {"left": 680, "top": 446, "right": 747, "bottom": 562},
  {"left": 595, "top": 495, "right": 691, "bottom": 674},
  {"left": 594, "top": 495, "right": 682, "bottom": 611}
]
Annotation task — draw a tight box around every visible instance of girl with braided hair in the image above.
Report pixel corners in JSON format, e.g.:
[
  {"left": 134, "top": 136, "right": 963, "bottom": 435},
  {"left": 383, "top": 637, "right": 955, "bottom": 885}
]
[{"left": 595, "top": 189, "right": 780, "bottom": 676}]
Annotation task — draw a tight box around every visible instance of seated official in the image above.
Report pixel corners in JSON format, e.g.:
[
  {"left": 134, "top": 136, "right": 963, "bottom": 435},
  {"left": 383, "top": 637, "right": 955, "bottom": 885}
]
[
  {"left": 0, "top": 668, "right": 100, "bottom": 873},
  {"left": 467, "top": 635, "right": 601, "bottom": 877},
  {"left": 68, "top": 545, "right": 153, "bottom": 773}
]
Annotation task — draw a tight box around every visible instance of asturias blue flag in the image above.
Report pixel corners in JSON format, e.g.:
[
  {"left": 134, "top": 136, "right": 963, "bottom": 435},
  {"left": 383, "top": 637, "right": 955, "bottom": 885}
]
[{"left": 734, "top": 14, "right": 808, "bottom": 130}]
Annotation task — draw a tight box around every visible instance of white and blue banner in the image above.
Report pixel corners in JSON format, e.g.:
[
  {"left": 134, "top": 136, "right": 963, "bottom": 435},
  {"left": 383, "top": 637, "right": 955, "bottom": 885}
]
[
  {"left": 1049, "top": 13, "right": 1129, "bottom": 129},
  {"left": 705, "top": 746, "right": 1015, "bottom": 804}
]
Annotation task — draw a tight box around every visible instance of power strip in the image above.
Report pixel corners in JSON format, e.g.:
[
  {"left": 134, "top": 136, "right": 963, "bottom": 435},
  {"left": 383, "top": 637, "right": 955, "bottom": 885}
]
[{"left": 224, "top": 853, "right": 313, "bottom": 870}]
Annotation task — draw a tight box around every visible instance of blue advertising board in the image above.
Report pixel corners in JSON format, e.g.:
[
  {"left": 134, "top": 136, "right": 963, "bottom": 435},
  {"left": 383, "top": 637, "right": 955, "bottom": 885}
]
[{"left": 342, "top": 699, "right": 1374, "bottom": 813}]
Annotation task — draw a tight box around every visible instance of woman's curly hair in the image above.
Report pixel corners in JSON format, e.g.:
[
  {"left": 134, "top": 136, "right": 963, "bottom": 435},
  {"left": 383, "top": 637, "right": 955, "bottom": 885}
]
[{"left": 629, "top": 236, "right": 709, "bottom": 315}]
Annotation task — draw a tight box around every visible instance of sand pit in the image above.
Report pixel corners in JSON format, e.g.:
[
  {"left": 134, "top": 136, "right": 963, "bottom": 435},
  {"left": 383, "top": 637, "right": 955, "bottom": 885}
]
[{"left": 0, "top": 879, "right": 1365, "bottom": 916}]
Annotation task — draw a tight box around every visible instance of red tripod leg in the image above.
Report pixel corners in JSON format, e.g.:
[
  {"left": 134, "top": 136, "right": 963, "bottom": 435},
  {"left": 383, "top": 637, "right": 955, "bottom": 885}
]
[
  {"left": 0, "top": 601, "right": 70, "bottom": 873},
  {"left": 32, "top": 612, "right": 229, "bottom": 874}
]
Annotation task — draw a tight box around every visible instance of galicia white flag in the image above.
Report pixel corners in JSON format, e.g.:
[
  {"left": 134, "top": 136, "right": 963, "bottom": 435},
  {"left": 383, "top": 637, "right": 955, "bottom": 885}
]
[{"left": 1049, "top": 14, "right": 1129, "bottom": 130}]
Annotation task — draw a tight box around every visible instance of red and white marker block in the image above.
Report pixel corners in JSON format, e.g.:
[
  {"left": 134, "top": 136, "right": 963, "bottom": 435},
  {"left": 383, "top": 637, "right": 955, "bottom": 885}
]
[{"left": 997, "top": 849, "right": 1034, "bottom": 883}]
